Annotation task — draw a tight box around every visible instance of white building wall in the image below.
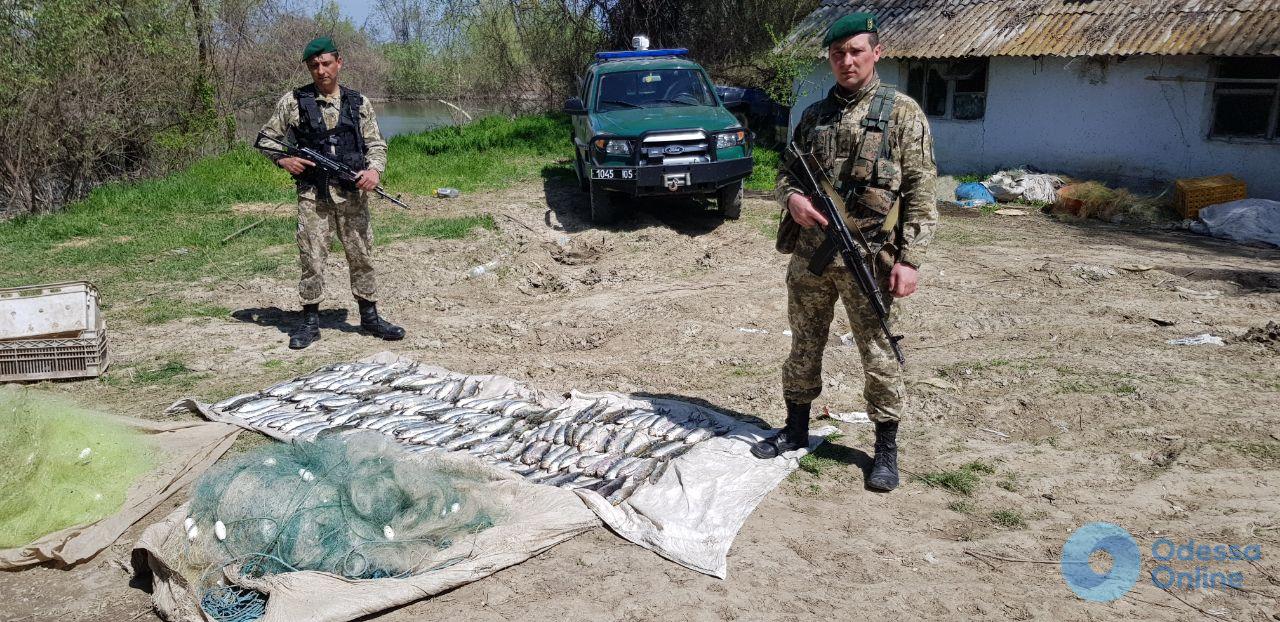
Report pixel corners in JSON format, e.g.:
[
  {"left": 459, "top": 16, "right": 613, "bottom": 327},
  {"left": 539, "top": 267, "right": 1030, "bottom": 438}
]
[{"left": 790, "top": 56, "right": 1280, "bottom": 199}]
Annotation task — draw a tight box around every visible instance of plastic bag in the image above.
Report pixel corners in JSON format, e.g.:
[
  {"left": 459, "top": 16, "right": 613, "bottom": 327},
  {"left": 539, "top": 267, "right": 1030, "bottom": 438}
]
[{"left": 955, "top": 182, "right": 995, "bottom": 206}]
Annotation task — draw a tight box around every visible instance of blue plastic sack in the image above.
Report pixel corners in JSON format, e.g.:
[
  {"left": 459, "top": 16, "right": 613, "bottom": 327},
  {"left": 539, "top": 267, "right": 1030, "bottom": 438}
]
[{"left": 955, "top": 182, "right": 995, "bottom": 205}]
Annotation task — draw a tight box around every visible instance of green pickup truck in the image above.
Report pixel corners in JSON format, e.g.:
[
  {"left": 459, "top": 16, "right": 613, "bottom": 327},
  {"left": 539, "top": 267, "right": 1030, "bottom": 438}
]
[{"left": 564, "top": 48, "right": 754, "bottom": 224}]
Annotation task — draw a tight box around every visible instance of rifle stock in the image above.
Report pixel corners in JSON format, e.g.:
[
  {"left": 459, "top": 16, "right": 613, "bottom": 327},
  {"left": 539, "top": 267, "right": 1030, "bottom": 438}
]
[
  {"left": 786, "top": 142, "right": 905, "bottom": 366},
  {"left": 255, "top": 132, "right": 409, "bottom": 209}
]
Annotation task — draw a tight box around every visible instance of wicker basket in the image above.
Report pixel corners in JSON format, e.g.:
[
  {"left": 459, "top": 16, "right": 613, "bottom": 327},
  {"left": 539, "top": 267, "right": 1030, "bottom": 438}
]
[{"left": 1174, "top": 175, "right": 1247, "bottom": 219}]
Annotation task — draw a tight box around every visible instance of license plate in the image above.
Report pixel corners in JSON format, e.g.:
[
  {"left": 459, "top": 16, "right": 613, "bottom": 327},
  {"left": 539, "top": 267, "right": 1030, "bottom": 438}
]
[{"left": 592, "top": 168, "right": 634, "bottom": 180}]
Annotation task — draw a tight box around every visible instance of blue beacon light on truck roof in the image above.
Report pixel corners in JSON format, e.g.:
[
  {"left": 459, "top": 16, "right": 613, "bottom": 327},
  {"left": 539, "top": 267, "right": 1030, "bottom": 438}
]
[{"left": 594, "top": 48, "right": 688, "bottom": 61}]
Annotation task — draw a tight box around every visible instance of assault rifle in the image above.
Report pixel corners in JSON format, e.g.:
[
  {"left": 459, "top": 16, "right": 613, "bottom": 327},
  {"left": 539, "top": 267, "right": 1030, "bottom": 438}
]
[
  {"left": 254, "top": 132, "right": 409, "bottom": 209},
  {"left": 786, "top": 142, "right": 905, "bottom": 366}
]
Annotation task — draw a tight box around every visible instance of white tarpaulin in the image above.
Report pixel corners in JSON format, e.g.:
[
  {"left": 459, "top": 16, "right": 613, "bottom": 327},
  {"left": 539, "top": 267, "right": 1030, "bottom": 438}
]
[
  {"left": 167, "top": 352, "right": 825, "bottom": 582},
  {"left": 1197, "top": 199, "right": 1280, "bottom": 247}
]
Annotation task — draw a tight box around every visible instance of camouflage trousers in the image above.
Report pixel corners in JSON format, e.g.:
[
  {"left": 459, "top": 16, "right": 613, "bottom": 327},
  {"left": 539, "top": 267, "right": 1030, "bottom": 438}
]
[
  {"left": 296, "top": 192, "right": 377, "bottom": 305},
  {"left": 781, "top": 253, "right": 905, "bottom": 423}
]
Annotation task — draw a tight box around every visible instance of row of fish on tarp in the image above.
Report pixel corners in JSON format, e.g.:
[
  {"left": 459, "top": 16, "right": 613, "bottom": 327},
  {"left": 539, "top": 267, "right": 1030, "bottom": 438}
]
[{"left": 211, "top": 361, "right": 734, "bottom": 505}]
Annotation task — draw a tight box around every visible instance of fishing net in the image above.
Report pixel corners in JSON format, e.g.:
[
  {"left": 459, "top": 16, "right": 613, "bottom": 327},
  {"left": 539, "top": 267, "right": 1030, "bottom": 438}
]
[
  {"left": 0, "top": 387, "right": 154, "bottom": 549},
  {"left": 183, "top": 430, "right": 502, "bottom": 619}
]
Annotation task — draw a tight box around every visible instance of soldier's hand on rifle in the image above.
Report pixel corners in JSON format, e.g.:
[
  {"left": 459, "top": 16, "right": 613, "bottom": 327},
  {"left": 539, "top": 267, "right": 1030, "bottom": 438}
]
[
  {"left": 278, "top": 156, "right": 315, "bottom": 176},
  {"left": 354, "top": 170, "right": 380, "bottom": 192},
  {"left": 889, "top": 263, "right": 918, "bottom": 298},
  {"left": 787, "top": 192, "right": 829, "bottom": 228}
]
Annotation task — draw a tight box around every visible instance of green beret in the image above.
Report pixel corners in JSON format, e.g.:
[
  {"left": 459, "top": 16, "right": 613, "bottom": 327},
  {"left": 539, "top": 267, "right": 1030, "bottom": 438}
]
[
  {"left": 823, "top": 12, "right": 879, "bottom": 47},
  {"left": 302, "top": 36, "right": 337, "bottom": 61}
]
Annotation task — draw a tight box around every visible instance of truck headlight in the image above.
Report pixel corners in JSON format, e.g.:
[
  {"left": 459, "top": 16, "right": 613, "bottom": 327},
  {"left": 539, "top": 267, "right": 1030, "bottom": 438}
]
[
  {"left": 594, "top": 138, "right": 631, "bottom": 155},
  {"left": 716, "top": 130, "right": 746, "bottom": 150}
]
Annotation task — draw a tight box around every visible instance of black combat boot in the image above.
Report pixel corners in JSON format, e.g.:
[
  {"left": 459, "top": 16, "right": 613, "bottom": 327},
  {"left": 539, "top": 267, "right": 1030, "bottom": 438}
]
[
  {"left": 357, "top": 297, "right": 405, "bottom": 341},
  {"left": 867, "top": 420, "right": 900, "bottom": 491},
  {"left": 288, "top": 304, "right": 321, "bottom": 350},
  {"left": 751, "top": 401, "right": 811, "bottom": 459}
]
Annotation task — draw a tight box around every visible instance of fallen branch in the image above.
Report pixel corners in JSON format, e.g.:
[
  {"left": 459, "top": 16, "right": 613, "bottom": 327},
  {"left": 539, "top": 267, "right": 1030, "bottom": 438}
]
[
  {"left": 436, "top": 99, "right": 473, "bottom": 123},
  {"left": 221, "top": 218, "right": 265, "bottom": 244},
  {"left": 978, "top": 427, "right": 1010, "bottom": 439},
  {"left": 965, "top": 550, "right": 1064, "bottom": 565}
]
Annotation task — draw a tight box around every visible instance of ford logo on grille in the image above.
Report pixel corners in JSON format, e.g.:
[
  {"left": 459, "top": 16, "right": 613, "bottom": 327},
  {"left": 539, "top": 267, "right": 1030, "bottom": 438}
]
[{"left": 663, "top": 145, "right": 685, "bottom": 155}]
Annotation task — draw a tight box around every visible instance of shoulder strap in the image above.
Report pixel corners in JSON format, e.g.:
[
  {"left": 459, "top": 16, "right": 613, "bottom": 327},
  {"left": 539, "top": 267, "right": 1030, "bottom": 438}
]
[
  {"left": 850, "top": 85, "right": 898, "bottom": 183},
  {"left": 339, "top": 86, "right": 366, "bottom": 154},
  {"left": 292, "top": 85, "right": 326, "bottom": 136}
]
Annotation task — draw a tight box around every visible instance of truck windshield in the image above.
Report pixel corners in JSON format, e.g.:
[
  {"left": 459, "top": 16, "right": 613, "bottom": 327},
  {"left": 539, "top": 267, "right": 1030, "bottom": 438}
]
[{"left": 596, "top": 69, "right": 716, "bottom": 111}]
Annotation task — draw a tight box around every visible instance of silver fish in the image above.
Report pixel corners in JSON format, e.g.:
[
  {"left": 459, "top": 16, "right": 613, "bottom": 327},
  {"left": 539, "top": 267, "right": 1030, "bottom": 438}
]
[
  {"left": 549, "top": 448, "right": 582, "bottom": 472},
  {"left": 261, "top": 382, "right": 300, "bottom": 398},
  {"left": 684, "top": 428, "right": 714, "bottom": 444},
  {"left": 579, "top": 426, "right": 611, "bottom": 453},
  {"left": 619, "top": 457, "right": 655, "bottom": 481},
  {"left": 594, "top": 478, "right": 625, "bottom": 497},
  {"left": 645, "top": 440, "right": 687, "bottom": 460},
  {"left": 214, "top": 393, "right": 259, "bottom": 411},
  {"left": 606, "top": 429, "right": 634, "bottom": 454},
  {"left": 648, "top": 459, "right": 669, "bottom": 484},
  {"left": 540, "top": 445, "right": 570, "bottom": 470},
  {"left": 444, "top": 431, "right": 492, "bottom": 451},
  {"left": 235, "top": 398, "right": 282, "bottom": 414},
  {"left": 605, "top": 456, "right": 636, "bottom": 480},
  {"left": 607, "top": 477, "right": 641, "bottom": 505},
  {"left": 569, "top": 475, "right": 602, "bottom": 489},
  {"left": 522, "top": 440, "right": 551, "bottom": 465},
  {"left": 543, "top": 471, "right": 578, "bottom": 486},
  {"left": 623, "top": 432, "right": 657, "bottom": 456}
]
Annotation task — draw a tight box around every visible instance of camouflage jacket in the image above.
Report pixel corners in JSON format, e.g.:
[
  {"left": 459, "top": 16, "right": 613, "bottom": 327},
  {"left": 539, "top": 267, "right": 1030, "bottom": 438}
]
[
  {"left": 258, "top": 86, "right": 388, "bottom": 203},
  {"left": 777, "top": 78, "right": 938, "bottom": 269}
]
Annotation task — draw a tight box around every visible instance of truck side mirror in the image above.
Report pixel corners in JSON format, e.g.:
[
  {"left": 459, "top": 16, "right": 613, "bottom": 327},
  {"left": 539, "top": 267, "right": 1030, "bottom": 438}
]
[{"left": 564, "top": 97, "right": 587, "bottom": 115}]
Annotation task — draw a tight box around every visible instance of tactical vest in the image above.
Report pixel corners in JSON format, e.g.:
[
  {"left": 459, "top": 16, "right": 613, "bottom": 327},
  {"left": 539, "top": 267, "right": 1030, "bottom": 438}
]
[
  {"left": 836, "top": 85, "right": 902, "bottom": 246},
  {"left": 292, "top": 84, "right": 367, "bottom": 191}
]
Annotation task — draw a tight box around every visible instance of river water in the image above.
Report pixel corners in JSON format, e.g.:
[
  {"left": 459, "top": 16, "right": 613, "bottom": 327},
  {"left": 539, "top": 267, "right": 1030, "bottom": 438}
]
[{"left": 237, "top": 99, "right": 464, "bottom": 141}]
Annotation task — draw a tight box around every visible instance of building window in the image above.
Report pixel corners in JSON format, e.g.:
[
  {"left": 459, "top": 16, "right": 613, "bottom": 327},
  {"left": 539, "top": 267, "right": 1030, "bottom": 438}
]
[
  {"left": 1211, "top": 58, "right": 1280, "bottom": 140},
  {"left": 905, "top": 58, "right": 988, "bottom": 120}
]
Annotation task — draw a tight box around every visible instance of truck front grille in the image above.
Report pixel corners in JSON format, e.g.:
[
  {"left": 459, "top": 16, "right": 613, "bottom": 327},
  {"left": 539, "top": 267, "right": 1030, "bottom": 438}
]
[{"left": 640, "top": 131, "right": 710, "bottom": 166}]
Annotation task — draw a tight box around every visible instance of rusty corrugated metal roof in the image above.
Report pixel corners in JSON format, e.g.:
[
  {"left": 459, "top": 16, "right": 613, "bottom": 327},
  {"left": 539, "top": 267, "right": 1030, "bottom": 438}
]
[{"left": 778, "top": 0, "right": 1280, "bottom": 58}]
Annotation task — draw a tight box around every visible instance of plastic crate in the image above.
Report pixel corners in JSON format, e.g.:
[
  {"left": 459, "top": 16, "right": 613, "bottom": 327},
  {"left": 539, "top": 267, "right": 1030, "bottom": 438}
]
[
  {"left": 0, "top": 330, "right": 110, "bottom": 382},
  {"left": 0, "top": 281, "right": 109, "bottom": 382},
  {"left": 0, "top": 281, "right": 102, "bottom": 340},
  {"left": 1174, "top": 175, "right": 1247, "bottom": 219}
]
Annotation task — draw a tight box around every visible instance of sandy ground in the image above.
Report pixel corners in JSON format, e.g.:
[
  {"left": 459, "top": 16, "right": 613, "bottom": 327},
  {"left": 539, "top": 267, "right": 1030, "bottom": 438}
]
[{"left": 2, "top": 178, "right": 1278, "bottom": 621}]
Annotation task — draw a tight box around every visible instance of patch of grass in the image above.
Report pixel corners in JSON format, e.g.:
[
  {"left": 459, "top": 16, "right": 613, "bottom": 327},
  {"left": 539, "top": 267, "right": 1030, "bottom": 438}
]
[
  {"left": 139, "top": 299, "right": 231, "bottom": 324},
  {"left": 386, "top": 114, "right": 572, "bottom": 195},
  {"left": 997, "top": 474, "right": 1020, "bottom": 492},
  {"left": 954, "top": 173, "right": 985, "bottom": 184},
  {"left": 377, "top": 214, "right": 496, "bottom": 242},
  {"left": 917, "top": 460, "right": 995, "bottom": 496},
  {"left": 745, "top": 146, "right": 780, "bottom": 192},
  {"left": 0, "top": 388, "right": 155, "bottom": 548},
  {"left": 0, "top": 115, "right": 559, "bottom": 297},
  {"left": 263, "top": 359, "right": 285, "bottom": 370},
  {"left": 990, "top": 509, "right": 1028, "bottom": 529},
  {"left": 948, "top": 499, "right": 976, "bottom": 514},
  {"left": 797, "top": 433, "right": 849, "bottom": 476},
  {"left": 131, "top": 360, "right": 196, "bottom": 385},
  {"left": 1233, "top": 442, "right": 1280, "bottom": 464}
]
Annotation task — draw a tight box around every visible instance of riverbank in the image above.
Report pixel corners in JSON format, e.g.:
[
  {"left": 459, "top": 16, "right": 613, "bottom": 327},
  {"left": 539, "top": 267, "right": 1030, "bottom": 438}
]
[{"left": 2, "top": 169, "right": 1277, "bottom": 621}]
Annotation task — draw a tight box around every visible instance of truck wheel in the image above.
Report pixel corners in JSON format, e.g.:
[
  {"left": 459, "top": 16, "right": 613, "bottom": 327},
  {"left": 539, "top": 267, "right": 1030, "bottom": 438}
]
[
  {"left": 589, "top": 182, "right": 618, "bottom": 224},
  {"left": 574, "top": 150, "right": 589, "bottom": 192},
  {"left": 717, "top": 181, "right": 743, "bottom": 220}
]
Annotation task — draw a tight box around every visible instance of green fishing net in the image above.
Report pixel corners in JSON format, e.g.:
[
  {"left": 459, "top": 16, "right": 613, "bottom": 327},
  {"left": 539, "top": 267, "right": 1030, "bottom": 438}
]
[{"left": 186, "top": 431, "right": 501, "bottom": 584}]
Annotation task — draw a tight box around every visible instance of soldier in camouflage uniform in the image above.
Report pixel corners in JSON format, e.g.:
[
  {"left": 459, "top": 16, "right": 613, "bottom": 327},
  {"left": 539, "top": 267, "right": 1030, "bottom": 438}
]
[
  {"left": 751, "top": 13, "right": 939, "bottom": 493},
  {"left": 258, "top": 36, "right": 404, "bottom": 350}
]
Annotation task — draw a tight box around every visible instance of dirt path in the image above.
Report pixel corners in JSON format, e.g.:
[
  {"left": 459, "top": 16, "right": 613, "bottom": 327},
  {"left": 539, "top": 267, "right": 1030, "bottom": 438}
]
[{"left": 2, "top": 180, "right": 1278, "bottom": 621}]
